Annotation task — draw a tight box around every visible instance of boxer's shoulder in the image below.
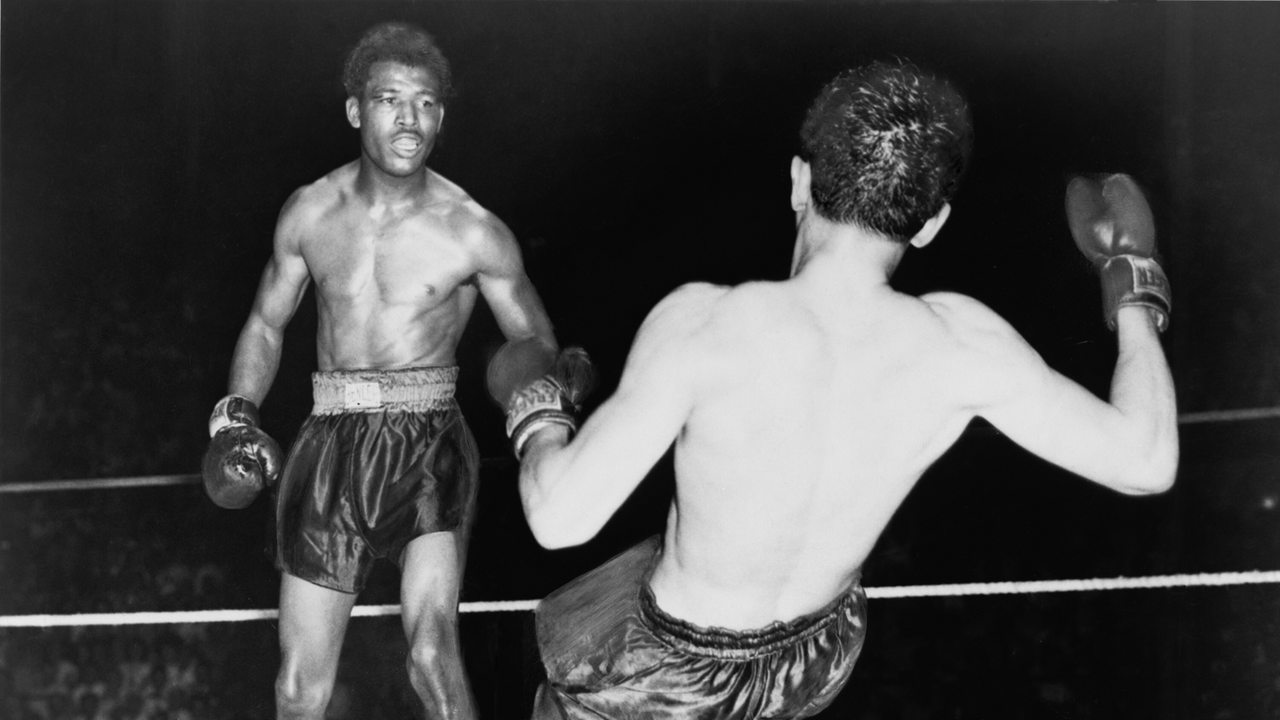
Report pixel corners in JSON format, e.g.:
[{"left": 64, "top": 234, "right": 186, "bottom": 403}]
[
  {"left": 920, "top": 291, "right": 1009, "bottom": 336},
  {"left": 650, "top": 282, "right": 732, "bottom": 323},
  {"left": 625, "top": 283, "right": 731, "bottom": 361},
  {"left": 418, "top": 177, "right": 516, "bottom": 254},
  {"left": 278, "top": 163, "right": 357, "bottom": 230},
  {"left": 920, "top": 291, "right": 1044, "bottom": 390},
  {"left": 670, "top": 281, "right": 816, "bottom": 361}
]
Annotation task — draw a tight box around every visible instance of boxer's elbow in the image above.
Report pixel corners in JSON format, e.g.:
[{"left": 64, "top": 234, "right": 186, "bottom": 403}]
[
  {"left": 524, "top": 506, "right": 597, "bottom": 550},
  {"left": 1114, "top": 436, "right": 1179, "bottom": 496},
  {"left": 522, "top": 494, "right": 599, "bottom": 549},
  {"left": 519, "top": 457, "right": 600, "bottom": 550}
]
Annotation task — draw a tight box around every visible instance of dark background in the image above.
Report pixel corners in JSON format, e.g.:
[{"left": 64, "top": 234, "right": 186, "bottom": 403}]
[{"left": 2, "top": 2, "right": 1278, "bottom": 719}]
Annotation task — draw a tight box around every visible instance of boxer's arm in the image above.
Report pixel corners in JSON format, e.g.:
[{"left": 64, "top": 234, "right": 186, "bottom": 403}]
[
  {"left": 518, "top": 285, "right": 718, "bottom": 548},
  {"left": 934, "top": 293, "right": 1177, "bottom": 495},
  {"left": 227, "top": 191, "right": 312, "bottom": 405},
  {"left": 469, "top": 213, "right": 557, "bottom": 348}
]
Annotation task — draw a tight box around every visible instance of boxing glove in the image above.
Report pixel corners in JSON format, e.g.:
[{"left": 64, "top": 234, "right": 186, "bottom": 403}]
[
  {"left": 1065, "top": 173, "right": 1171, "bottom": 332},
  {"left": 487, "top": 338, "right": 595, "bottom": 459},
  {"left": 202, "top": 395, "right": 282, "bottom": 509}
]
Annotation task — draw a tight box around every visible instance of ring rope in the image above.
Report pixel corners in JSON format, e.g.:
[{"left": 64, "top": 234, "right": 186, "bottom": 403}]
[
  {"left": 0, "top": 474, "right": 200, "bottom": 494},
  {"left": 3, "top": 571, "right": 1277, "bottom": 629},
  {"left": 1176, "top": 406, "right": 1280, "bottom": 425}
]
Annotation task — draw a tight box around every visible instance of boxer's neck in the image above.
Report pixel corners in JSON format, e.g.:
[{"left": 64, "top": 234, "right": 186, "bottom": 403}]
[
  {"left": 355, "top": 161, "right": 431, "bottom": 207},
  {"left": 790, "top": 213, "right": 905, "bottom": 287}
]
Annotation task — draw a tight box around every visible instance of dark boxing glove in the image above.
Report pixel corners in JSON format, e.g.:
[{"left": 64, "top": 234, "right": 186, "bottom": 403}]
[
  {"left": 486, "top": 338, "right": 595, "bottom": 459},
  {"left": 1065, "top": 173, "right": 1171, "bottom": 332},
  {"left": 202, "top": 395, "right": 282, "bottom": 509}
]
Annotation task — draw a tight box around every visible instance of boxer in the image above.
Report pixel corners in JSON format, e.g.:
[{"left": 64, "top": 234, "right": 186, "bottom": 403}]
[
  {"left": 490, "top": 60, "right": 1178, "bottom": 718},
  {"left": 202, "top": 22, "right": 558, "bottom": 720}
]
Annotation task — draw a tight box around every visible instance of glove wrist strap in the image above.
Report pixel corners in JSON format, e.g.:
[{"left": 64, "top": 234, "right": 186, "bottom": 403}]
[
  {"left": 1100, "top": 255, "right": 1171, "bottom": 333},
  {"left": 209, "top": 394, "right": 261, "bottom": 437},
  {"left": 505, "top": 377, "right": 578, "bottom": 459},
  {"left": 511, "top": 412, "right": 578, "bottom": 460},
  {"left": 505, "top": 378, "right": 572, "bottom": 435}
]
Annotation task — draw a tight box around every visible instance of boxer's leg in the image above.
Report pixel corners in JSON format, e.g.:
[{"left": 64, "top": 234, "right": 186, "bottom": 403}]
[
  {"left": 276, "top": 573, "right": 357, "bottom": 720},
  {"left": 400, "top": 530, "right": 477, "bottom": 720}
]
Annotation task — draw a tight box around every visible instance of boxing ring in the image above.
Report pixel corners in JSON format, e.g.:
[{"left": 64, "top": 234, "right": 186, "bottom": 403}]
[{"left": 2, "top": 407, "right": 1278, "bottom": 718}]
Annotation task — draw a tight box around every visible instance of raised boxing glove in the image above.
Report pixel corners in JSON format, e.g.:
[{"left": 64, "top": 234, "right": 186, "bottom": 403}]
[
  {"left": 486, "top": 338, "right": 595, "bottom": 459},
  {"left": 1065, "top": 173, "right": 1171, "bottom": 332},
  {"left": 202, "top": 395, "right": 282, "bottom": 509}
]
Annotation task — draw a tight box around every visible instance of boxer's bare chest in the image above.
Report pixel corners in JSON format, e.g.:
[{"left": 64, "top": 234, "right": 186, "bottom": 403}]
[{"left": 303, "top": 205, "right": 475, "bottom": 313}]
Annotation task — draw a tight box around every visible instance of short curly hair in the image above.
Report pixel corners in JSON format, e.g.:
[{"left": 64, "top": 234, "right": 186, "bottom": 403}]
[
  {"left": 342, "top": 22, "right": 453, "bottom": 103},
  {"left": 799, "top": 60, "right": 972, "bottom": 242}
]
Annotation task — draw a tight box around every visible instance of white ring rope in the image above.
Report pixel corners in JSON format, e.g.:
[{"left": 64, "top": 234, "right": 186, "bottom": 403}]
[
  {"left": 1, "top": 406, "right": 1275, "bottom": 628},
  {"left": 2, "top": 407, "right": 1275, "bottom": 495},
  {"left": 0, "top": 474, "right": 200, "bottom": 493},
  {"left": 3, "top": 571, "right": 1278, "bottom": 629}
]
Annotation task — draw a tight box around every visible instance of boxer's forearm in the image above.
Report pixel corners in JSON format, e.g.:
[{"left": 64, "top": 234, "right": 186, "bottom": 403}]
[
  {"left": 518, "top": 427, "right": 592, "bottom": 549},
  {"left": 1106, "top": 306, "right": 1179, "bottom": 491},
  {"left": 228, "top": 316, "right": 285, "bottom": 406}
]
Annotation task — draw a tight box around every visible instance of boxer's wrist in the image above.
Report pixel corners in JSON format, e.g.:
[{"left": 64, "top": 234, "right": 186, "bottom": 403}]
[
  {"left": 208, "top": 394, "right": 260, "bottom": 437},
  {"left": 509, "top": 409, "right": 576, "bottom": 458},
  {"left": 1113, "top": 305, "right": 1166, "bottom": 335},
  {"left": 514, "top": 416, "right": 575, "bottom": 461},
  {"left": 1099, "top": 255, "right": 1170, "bottom": 333}
]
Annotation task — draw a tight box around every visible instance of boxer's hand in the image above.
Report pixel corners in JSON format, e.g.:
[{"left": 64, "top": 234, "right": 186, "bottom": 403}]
[
  {"left": 1066, "top": 173, "right": 1171, "bottom": 332},
  {"left": 487, "top": 338, "right": 596, "bottom": 459},
  {"left": 201, "top": 395, "right": 282, "bottom": 509}
]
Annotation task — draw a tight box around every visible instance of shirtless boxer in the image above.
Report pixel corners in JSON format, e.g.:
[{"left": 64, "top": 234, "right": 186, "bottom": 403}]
[
  {"left": 201, "top": 23, "right": 557, "bottom": 720},
  {"left": 488, "top": 60, "right": 1178, "bottom": 718}
]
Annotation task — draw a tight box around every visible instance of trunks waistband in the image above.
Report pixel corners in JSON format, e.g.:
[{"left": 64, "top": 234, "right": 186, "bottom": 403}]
[
  {"left": 311, "top": 366, "right": 457, "bottom": 415},
  {"left": 639, "top": 582, "right": 862, "bottom": 661}
]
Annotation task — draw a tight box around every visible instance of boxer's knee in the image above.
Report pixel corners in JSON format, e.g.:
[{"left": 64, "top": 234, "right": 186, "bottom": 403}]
[
  {"left": 275, "top": 664, "right": 332, "bottom": 720},
  {"left": 406, "top": 608, "right": 460, "bottom": 682}
]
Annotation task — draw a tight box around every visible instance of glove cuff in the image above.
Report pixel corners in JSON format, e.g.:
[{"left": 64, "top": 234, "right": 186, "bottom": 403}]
[
  {"left": 505, "top": 376, "right": 578, "bottom": 458},
  {"left": 209, "top": 394, "right": 261, "bottom": 437},
  {"left": 1100, "top": 255, "right": 1171, "bottom": 333},
  {"left": 510, "top": 412, "right": 578, "bottom": 460}
]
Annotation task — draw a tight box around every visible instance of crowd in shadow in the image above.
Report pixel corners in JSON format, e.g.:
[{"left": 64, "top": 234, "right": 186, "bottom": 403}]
[
  {"left": 0, "top": 488, "right": 428, "bottom": 720},
  {"left": 4, "top": 629, "right": 222, "bottom": 720}
]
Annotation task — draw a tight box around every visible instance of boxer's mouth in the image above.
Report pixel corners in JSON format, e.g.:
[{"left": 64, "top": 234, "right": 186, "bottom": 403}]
[{"left": 391, "top": 134, "right": 423, "bottom": 153}]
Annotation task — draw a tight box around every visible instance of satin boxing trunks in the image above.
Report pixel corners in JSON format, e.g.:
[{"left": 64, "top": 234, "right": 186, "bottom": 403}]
[
  {"left": 533, "top": 536, "right": 867, "bottom": 719},
  {"left": 273, "top": 366, "right": 479, "bottom": 594}
]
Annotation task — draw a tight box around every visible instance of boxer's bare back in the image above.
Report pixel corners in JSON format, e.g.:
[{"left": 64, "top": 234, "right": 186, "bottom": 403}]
[
  {"left": 645, "top": 274, "right": 1012, "bottom": 629},
  {"left": 526, "top": 221, "right": 1174, "bottom": 632}
]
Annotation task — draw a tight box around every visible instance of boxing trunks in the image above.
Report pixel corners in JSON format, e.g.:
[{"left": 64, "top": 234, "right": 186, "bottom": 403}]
[
  {"left": 273, "top": 366, "right": 479, "bottom": 593},
  {"left": 533, "top": 536, "right": 867, "bottom": 719}
]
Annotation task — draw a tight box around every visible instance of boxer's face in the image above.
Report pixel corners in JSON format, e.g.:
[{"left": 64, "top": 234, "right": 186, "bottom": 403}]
[{"left": 346, "top": 61, "right": 445, "bottom": 178}]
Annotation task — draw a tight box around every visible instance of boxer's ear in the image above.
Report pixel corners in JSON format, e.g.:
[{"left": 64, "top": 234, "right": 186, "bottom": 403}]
[
  {"left": 790, "top": 157, "right": 811, "bottom": 212},
  {"left": 346, "top": 97, "right": 361, "bottom": 129},
  {"left": 909, "top": 203, "right": 951, "bottom": 249}
]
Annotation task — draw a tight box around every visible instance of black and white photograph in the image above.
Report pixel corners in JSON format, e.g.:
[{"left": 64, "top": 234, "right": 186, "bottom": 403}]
[{"left": 2, "top": 2, "right": 1278, "bottom": 718}]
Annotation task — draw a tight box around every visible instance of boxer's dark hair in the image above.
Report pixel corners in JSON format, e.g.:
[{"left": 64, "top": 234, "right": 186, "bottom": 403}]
[
  {"left": 799, "top": 59, "right": 972, "bottom": 242},
  {"left": 342, "top": 22, "right": 453, "bottom": 103}
]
